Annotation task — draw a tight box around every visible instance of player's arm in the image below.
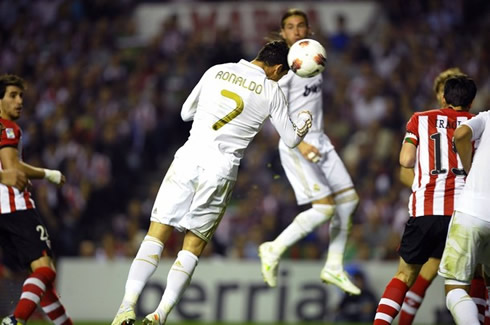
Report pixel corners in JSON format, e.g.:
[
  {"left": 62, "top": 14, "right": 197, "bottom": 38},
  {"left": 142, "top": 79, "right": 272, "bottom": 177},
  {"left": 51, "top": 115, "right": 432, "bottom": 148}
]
[
  {"left": 399, "top": 142, "right": 416, "bottom": 186},
  {"left": 297, "top": 141, "right": 321, "bottom": 163},
  {"left": 269, "top": 87, "right": 311, "bottom": 148},
  {"left": 181, "top": 68, "right": 210, "bottom": 121},
  {"left": 399, "top": 115, "right": 419, "bottom": 186},
  {"left": 454, "top": 124, "right": 473, "bottom": 174},
  {"left": 0, "top": 147, "right": 65, "bottom": 186}
]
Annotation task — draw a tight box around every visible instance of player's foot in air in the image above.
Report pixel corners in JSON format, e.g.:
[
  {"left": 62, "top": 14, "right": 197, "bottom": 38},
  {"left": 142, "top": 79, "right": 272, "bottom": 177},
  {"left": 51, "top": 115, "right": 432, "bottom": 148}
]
[
  {"left": 258, "top": 241, "right": 281, "bottom": 287},
  {"left": 142, "top": 312, "right": 164, "bottom": 325},
  {"left": 111, "top": 306, "right": 136, "bottom": 325},
  {"left": 1, "top": 315, "right": 24, "bottom": 325},
  {"left": 320, "top": 267, "right": 361, "bottom": 295}
]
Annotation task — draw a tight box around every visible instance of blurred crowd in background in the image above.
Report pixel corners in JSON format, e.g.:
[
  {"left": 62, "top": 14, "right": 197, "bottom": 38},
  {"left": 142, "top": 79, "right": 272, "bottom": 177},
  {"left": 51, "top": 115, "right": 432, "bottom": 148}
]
[{"left": 0, "top": 0, "right": 489, "bottom": 267}]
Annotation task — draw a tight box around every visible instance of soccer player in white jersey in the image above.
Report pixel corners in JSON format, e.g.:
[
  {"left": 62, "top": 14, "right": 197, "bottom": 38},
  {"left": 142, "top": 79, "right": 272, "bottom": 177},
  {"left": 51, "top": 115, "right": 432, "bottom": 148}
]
[
  {"left": 438, "top": 108, "right": 490, "bottom": 325},
  {"left": 373, "top": 76, "right": 477, "bottom": 324},
  {"left": 111, "top": 40, "right": 313, "bottom": 325},
  {"left": 258, "top": 8, "right": 361, "bottom": 295},
  {"left": 0, "top": 74, "right": 72, "bottom": 325}
]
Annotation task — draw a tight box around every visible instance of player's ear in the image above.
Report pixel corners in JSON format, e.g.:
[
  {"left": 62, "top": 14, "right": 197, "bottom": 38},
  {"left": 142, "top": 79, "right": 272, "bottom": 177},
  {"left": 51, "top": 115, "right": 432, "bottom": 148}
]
[
  {"left": 274, "top": 64, "right": 283, "bottom": 75},
  {"left": 280, "top": 29, "right": 286, "bottom": 40}
]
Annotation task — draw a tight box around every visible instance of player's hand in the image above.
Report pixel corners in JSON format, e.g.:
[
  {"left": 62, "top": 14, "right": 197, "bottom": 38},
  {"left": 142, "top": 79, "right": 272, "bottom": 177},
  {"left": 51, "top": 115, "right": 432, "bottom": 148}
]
[
  {"left": 0, "top": 169, "right": 28, "bottom": 190},
  {"left": 298, "top": 141, "right": 321, "bottom": 163},
  {"left": 295, "top": 110, "right": 313, "bottom": 137},
  {"left": 44, "top": 169, "right": 66, "bottom": 187}
]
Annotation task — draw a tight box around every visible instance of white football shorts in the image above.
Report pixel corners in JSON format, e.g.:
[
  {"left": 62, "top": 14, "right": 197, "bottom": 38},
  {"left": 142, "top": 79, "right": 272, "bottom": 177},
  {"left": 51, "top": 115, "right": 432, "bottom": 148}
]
[
  {"left": 278, "top": 133, "right": 354, "bottom": 205},
  {"left": 150, "top": 158, "right": 235, "bottom": 242},
  {"left": 438, "top": 210, "right": 490, "bottom": 284}
]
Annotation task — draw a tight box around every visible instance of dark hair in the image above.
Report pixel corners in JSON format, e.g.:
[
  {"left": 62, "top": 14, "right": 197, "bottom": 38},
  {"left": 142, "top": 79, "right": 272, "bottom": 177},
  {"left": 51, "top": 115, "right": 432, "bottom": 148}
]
[
  {"left": 281, "top": 8, "right": 309, "bottom": 29},
  {"left": 256, "top": 40, "right": 290, "bottom": 73},
  {"left": 0, "top": 74, "right": 25, "bottom": 99},
  {"left": 444, "top": 76, "right": 477, "bottom": 109}
]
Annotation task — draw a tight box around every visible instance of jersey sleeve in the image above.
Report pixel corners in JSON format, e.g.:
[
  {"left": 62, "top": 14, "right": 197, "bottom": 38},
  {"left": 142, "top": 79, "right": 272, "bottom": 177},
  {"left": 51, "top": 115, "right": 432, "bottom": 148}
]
[
  {"left": 403, "top": 114, "right": 419, "bottom": 146},
  {"left": 0, "top": 121, "right": 20, "bottom": 148},
  {"left": 464, "top": 111, "right": 489, "bottom": 141},
  {"left": 268, "top": 84, "right": 302, "bottom": 148},
  {"left": 181, "top": 68, "right": 213, "bottom": 121}
]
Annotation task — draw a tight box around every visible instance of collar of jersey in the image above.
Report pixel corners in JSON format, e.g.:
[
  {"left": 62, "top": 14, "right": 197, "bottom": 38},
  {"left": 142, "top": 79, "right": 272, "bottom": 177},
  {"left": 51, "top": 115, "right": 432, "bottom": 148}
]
[{"left": 239, "top": 59, "right": 265, "bottom": 75}]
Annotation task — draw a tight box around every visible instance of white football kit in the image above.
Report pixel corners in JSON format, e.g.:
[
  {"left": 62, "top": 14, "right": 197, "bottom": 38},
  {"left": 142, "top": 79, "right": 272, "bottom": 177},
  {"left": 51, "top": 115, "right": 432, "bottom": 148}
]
[
  {"left": 151, "top": 60, "right": 307, "bottom": 241},
  {"left": 278, "top": 70, "right": 354, "bottom": 205},
  {"left": 439, "top": 110, "right": 490, "bottom": 283}
]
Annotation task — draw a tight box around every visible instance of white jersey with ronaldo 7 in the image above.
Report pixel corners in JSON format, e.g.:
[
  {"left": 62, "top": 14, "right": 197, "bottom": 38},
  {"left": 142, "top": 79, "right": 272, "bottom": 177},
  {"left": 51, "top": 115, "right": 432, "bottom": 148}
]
[
  {"left": 456, "top": 110, "right": 490, "bottom": 221},
  {"left": 176, "top": 59, "right": 305, "bottom": 180}
]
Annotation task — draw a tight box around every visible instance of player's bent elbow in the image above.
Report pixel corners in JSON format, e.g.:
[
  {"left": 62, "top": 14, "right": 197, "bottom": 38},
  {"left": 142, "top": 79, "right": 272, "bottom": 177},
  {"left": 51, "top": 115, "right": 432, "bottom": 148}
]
[
  {"left": 284, "top": 138, "right": 301, "bottom": 149},
  {"left": 454, "top": 125, "right": 472, "bottom": 142},
  {"left": 399, "top": 156, "right": 415, "bottom": 168}
]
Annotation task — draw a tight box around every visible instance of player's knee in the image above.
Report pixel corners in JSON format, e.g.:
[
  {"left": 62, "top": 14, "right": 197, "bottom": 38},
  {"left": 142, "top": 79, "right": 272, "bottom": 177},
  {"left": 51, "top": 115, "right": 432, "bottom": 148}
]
[
  {"left": 446, "top": 288, "right": 470, "bottom": 311},
  {"left": 33, "top": 266, "right": 57, "bottom": 285},
  {"left": 395, "top": 271, "right": 416, "bottom": 287},
  {"left": 294, "top": 204, "right": 335, "bottom": 233},
  {"left": 335, "top": 189, "right": 359, "bottom": 206}
]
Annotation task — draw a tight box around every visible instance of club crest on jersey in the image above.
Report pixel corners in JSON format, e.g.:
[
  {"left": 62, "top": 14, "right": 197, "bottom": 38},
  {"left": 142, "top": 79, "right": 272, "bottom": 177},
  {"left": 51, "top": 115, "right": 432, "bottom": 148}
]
[{"left": 5, "top": 128, "right": 15, "bottom": 139}]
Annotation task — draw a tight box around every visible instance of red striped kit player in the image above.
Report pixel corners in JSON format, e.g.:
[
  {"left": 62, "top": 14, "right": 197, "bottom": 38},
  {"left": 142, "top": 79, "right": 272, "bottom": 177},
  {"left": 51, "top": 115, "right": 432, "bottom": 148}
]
[{"left": 0, "top": 74, "right": 72, "bottom": 325}]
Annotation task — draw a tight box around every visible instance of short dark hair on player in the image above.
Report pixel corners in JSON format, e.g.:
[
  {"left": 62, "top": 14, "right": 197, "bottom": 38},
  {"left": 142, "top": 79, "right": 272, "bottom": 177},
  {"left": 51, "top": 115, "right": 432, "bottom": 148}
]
[
  {"left": 256, "top": 40, "right": 290, "bottom": 73},
  {"left": 0, "top": 74, "right": 25, "bottom": 99},
  {"left": 444, "top": 76, "right": 477, "bottom": 109},
  {"left": 281, "top": 8, "right": 309, "bottom": 29}
]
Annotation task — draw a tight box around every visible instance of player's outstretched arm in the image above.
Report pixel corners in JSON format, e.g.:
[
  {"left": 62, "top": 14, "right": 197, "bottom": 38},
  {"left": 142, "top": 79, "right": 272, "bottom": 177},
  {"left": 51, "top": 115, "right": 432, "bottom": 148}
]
[{"left": 0, "top": 146, "right": 65, "bottom": 187}]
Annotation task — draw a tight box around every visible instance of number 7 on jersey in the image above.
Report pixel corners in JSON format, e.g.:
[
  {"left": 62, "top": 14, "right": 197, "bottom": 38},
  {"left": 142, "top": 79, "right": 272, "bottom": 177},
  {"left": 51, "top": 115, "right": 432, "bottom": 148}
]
[{"left": 212, "top": 90, "right": 244, "bottom": 130}]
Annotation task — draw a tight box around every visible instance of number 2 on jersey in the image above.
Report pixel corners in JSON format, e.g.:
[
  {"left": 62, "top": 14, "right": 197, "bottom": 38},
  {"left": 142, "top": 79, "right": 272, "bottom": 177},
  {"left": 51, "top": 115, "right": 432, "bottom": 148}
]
[
  {"left": 212, "top": 90, "right": 244, "bottom": 130},
  {"left": 430, "top": 132, "right": 465, "bottom": 176}
]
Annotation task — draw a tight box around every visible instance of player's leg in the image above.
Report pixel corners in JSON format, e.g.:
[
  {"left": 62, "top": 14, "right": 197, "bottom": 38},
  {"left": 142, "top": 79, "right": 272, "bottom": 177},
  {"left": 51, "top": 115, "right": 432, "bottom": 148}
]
[
  {"left": 259, "top": 200, "right": 335, "bottom": 287},
  {"left": 318, "top": 150, "right": 360, "bottom": 295},
  {"left": 469, "top": 265, "right": 487, "bottom": 324},
  {"left": 374, "top": 257, "right": 422, "bottom": 324},
  {"left": 39, "top": 281, "right": 73, "bottom": 325},
  {"left": 11, "top": 256, "right": 56, "bottom": 324},
  {"left": 5, "top": 210, "right": 62, "bottom": 325},
  {"left": 259, "top": 142, "right": 335, "bottom": 287},
  {"left": 439, "top": 211, "right": 486, "bottom": 325},
  {"left": 114, "top": 160, "right": 197, "bottom": 325},
  {"left": 484, "top": 268, "right": 490, "bottom": 325},
  {"left": 143, "top": 232, "right": 204, "bottom": 325},
  {"left": 446, "top": 284, "right": 479, "bottom": 325},
  {"left": 143, "top": 171, "right": 234, "bottom": 325},
  {"left": 399, "top": 258, "right": 440, "bottom": 324},
  {"left": 112, "top": 222, "right": 172, "bottom": 325}
]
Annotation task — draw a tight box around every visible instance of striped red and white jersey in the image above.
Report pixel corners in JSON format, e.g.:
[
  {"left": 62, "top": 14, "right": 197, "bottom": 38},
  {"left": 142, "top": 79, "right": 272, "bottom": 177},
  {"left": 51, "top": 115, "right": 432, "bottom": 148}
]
[
  {"left": 0, "top": 118, "right": 35, "bottom": 213},
  {"left": 403, "top": 108, "right": 473, "bottom": 217}
]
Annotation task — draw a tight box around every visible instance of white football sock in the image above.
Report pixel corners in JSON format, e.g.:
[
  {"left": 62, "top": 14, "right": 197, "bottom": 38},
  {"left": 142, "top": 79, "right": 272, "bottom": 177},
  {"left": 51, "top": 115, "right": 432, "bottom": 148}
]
[
  {"left": 120, "top": 235, "right": 164, "bottom": 310},
  {"left": 325, "top": 190, "right": 358, "bottom": 270},
  {"left": 273, "top": 204, "right": 335, "bottom": 255},
  {"left": 447, "top": 288, "right": 480, "bottom": 325},
  {"left": 155, "top": 250, "right": 199, "bottom": 323}
]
